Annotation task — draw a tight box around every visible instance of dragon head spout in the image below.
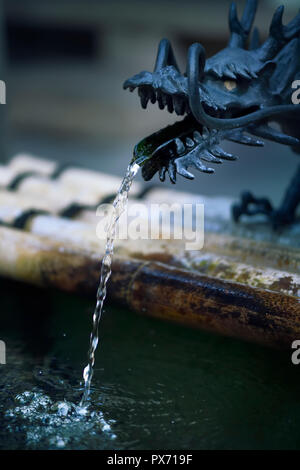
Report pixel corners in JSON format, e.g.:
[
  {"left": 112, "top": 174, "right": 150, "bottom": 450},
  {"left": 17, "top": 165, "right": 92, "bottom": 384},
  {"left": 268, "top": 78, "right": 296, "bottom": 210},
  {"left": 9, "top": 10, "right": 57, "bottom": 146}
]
[{"left": 124, "top": 0, "right": 300, "bottom": 182}]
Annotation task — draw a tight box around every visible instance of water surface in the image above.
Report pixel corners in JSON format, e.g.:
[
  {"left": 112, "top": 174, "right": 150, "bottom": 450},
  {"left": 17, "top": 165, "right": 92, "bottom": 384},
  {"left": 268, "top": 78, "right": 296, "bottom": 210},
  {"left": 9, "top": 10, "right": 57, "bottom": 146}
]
[{"left": 1, "top": 279, "right": 300, "bottom": 450}]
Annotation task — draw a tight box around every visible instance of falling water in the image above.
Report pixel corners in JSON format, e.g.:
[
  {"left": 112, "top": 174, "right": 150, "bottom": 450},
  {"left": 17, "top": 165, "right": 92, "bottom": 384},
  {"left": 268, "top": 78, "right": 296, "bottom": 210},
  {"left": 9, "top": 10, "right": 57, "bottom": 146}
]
[{"left": 80, "top": 162, "right": 140, "bottom": 407}]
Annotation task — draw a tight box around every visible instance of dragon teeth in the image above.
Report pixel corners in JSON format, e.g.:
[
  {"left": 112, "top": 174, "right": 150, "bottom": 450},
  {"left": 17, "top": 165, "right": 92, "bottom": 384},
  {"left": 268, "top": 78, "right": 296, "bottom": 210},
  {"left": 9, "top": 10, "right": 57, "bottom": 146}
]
[
  {"left": 136, "top": 86, "right": 188, "bottom": 116},
  {"left": 201, "top": 150, "right": 222, "bottom": 164},
  {"left": 186, "top": 137, "right": 194, "bottom": 148},
  {"left": 162, "top": 92, "right": 169, "bottom": 107},
  {"left": 156, "top": 91, "right": 165, "bottom": 110},
  {"left": 140, "top": 95, "right": 149, "bottom": 109},
  {"left": 168, "top": 161, "right": 176, "bottom": 183},
  {"left": 175, "top": 138, "right": 185, "bottom": 154},
  {"left": 166, "top": 95, "right": 174, "bottom": 113},
  {"left": 173, "top": 95, "right": 185, "bottom": 115},
  {"left": 175, "top": 162, "right": 195, "bottom": 180},
  {"left": 159, "top": 167, "right": 167, "bottom": 182},
  {"left": 138, "top": 87, "right": 150, "bottom": 109},
  {"left": 150, "top": 89, "right": 156, "bottom": 104},
  {"left": 193, "top": 131, "right": 202, "bottom": 143},
  {"left": 202, "top": 127, "right": 210, "bottom": 138},
  {"left": 212, "top": 145, "right": 237, "bottom": 160},
  {"left": 161, "top": 92, "right": 174, "bottom": 113}
]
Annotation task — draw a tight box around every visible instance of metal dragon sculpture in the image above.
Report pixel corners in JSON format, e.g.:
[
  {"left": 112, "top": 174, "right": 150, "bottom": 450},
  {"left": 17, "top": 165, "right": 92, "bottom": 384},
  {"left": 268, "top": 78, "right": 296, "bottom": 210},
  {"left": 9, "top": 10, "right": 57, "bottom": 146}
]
[{"left": 124, "top": 0, "right": 300, "bottom": 228}]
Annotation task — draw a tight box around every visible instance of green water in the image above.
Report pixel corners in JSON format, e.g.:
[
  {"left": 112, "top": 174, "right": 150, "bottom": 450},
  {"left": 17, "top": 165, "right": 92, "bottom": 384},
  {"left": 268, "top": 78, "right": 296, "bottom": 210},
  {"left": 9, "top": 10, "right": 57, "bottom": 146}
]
[{"left": 0, "top": 278, "right": 300, "bottom": 450}]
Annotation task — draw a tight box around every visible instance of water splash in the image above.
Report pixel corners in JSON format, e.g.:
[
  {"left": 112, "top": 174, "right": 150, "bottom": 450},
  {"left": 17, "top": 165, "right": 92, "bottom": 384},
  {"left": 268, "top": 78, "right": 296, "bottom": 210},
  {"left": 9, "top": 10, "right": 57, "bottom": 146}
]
[
  {"left": 4, "top": 390, "right": 116, "bottom": 449},
  {"left": 80, "top": 163, "right": 140, "bottom": 407}
]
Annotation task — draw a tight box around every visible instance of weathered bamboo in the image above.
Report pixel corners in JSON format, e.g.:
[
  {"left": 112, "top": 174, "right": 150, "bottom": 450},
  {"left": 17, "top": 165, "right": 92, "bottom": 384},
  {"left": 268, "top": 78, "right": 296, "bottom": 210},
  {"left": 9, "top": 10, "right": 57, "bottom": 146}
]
[
  {"left": 0, "top": 188, "right": 298, "bottom": 295},
  {"left": 27, "top": 215, "right": 300, "bottom": 296},
  {"left": 0, "top": 155, "right": 229, "bottom": 219},
  {"left": 0, "top": 155, "right": 56, "bottom": 186},
  {"left": 0, "top": 225, "right": 298, "bottom": 348},
  {"left": 9, "top": 154, "right": 56, "bottom": 175},
  {"left": 0, "top": 154, "right": 142, "bottom": 207},
  {"left": 0, "top": 188, "right": 298, "bottom": 275},
  {"left": 0, "top": 154, "right": 299, "bottom": 348}
]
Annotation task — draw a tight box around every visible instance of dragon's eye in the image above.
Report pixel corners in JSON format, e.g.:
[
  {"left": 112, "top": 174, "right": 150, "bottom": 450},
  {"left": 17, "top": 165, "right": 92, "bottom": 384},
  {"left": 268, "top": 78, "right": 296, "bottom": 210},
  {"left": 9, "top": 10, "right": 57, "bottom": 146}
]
[{"left": 224, "top": 80, "right": 237, "bottom": 91}]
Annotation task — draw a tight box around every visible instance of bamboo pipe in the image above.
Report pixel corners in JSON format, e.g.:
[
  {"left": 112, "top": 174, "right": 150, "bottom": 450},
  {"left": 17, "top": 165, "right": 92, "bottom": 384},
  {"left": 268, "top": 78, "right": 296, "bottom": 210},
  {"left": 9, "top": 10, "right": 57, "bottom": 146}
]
[
  {"left": 0, "top": 154, "right": 142, "bottom": 207},
  {"left": 27, "top": 217, "right": 300, "bottom": 296},
  {"left": 0, "top": 187, "right": 297, "bottom": 293},
  {"left": 8, "top": 155, "right": 232, "bottom": 209},
  {"left": 0, "top": 155, "right": 230, "bottom": 221},
  {"left": 0, "top": 208, "right": 295, "bottom": 297},
  {"left": 9, "top": 153, "right": 57, "bottom": 175},
  {"left": 0, "top": 187, "right": 298, "bottom": 274},
  {"left": 1, "top": 155, "right": 298, "bottom": 348},
  {"left": 7, "top": 156, "right": 299, "bottom": 255},
  {"left": 3, "top": 155, "right": 300, "bottom": 252},
  {"left": 0, "top": 155, "right": 299, "bottom": 298},
  {"left": 0, "top": 225, "right": 298, "bottom": 349},
  {"left": 0, "top": 154, "right": 56, "bottom": 186},
  {"left": 198, "top": 233, "right": 300, "bottom": 274}
]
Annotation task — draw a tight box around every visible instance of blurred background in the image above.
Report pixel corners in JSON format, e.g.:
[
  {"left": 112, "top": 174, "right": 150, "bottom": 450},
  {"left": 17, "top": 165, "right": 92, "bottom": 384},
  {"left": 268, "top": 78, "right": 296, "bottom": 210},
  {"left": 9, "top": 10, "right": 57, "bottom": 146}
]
[{"left": 0, "top": 0, "right": 299, "bottom": 203}]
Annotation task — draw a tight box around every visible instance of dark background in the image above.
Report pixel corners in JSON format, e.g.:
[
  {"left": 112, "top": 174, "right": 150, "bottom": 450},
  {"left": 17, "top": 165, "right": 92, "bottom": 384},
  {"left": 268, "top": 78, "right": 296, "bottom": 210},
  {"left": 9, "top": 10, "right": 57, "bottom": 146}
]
[{"left": 0, "top": 0, "right": 299, "bottom": 203}]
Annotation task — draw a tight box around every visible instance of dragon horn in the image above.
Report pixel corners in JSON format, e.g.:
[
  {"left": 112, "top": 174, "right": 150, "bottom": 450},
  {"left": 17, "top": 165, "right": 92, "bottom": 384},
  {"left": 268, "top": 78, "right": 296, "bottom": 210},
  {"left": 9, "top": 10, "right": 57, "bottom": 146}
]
[
  {"left": 249, "top": 27, "right": 260, "bottom": 50},
  {"left": 154, "top": 38, "right": 180, "bottom": 73},
  {"left": 228, "top": 0, "right": 258, "bottom": 48},
  {"left": 284, "top": 8, "right": 300, "bottom": 40},
  {"left": 258, "top": 7, "right": 300, "bottom": 61}
]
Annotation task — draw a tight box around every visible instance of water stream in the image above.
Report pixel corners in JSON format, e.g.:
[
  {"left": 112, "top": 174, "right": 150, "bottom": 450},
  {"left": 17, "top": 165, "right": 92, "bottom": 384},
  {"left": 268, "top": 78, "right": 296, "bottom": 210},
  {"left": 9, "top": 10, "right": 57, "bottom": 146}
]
[
  {"left": 80, "top": 162, "right": 140, "bottom": 407},
  {"left": 0, "top": 162, "right": 142, "bottom": 449},
  {"left": 1, "top": 158, "right": 300, "bottom": 449}
]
